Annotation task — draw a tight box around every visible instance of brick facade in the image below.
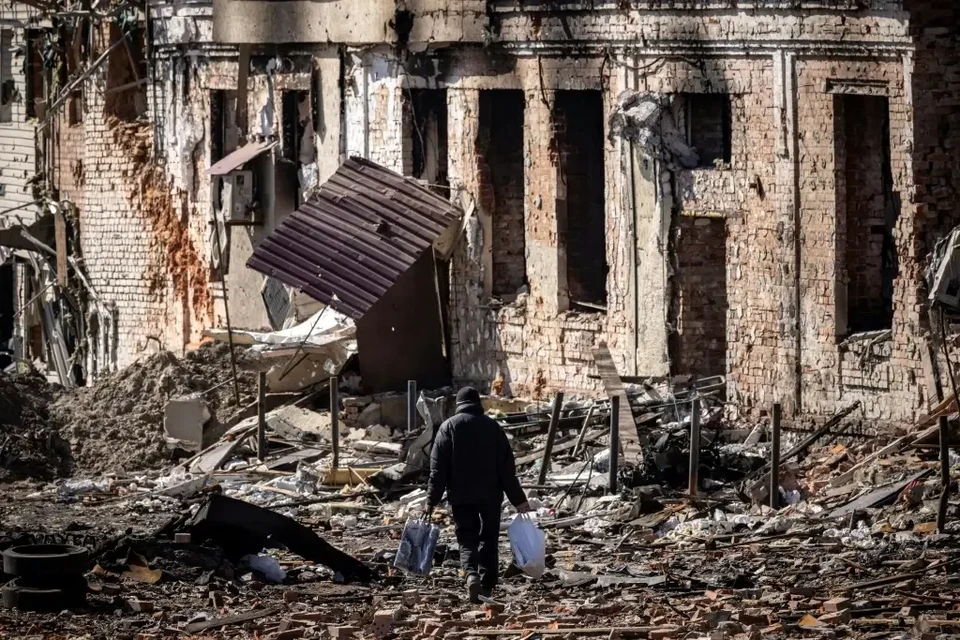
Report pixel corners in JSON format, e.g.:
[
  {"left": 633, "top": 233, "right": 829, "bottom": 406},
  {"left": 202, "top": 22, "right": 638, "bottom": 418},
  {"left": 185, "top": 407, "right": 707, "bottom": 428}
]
[{"left": 7, "top": 0, "right": 959, "bottom": 426}]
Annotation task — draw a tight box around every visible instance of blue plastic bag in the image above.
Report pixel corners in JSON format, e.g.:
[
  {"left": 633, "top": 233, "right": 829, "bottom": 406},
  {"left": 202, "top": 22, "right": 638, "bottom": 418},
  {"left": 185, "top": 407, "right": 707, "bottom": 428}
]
[{"left": 394, "top": 518, "right": 440, "bottom": 575}]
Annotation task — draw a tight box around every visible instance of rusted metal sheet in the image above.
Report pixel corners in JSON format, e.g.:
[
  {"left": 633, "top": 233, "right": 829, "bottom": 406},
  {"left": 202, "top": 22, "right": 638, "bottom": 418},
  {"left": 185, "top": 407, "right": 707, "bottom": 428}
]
[
  {"left": 208, "top": 139, "right": 276, "bottom": 175},
  {"left": 247, "top": 156, "right": 462, "bottom": 320}
]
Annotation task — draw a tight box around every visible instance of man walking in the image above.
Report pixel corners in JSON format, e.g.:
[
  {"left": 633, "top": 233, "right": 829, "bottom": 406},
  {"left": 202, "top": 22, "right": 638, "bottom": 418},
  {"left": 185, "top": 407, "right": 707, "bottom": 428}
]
[{"left": 426, "top": 387, "right": 530, "bottom": 603}]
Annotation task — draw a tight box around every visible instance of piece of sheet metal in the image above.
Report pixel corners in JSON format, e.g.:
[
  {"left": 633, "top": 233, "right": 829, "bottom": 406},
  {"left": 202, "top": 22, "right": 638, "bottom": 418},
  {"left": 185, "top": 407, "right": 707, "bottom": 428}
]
[{"left": 247, "top": 156, "right": 462, "bottom": 319}]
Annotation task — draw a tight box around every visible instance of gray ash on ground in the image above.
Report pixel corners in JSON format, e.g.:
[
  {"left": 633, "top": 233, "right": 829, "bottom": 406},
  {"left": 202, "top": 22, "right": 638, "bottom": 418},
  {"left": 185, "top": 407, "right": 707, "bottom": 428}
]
[
  {"left": 51, "top": 342, "right": 257, "bottom": 475},
  {"left": 0, "top": 372, "right": 71, "bottom": 481}
]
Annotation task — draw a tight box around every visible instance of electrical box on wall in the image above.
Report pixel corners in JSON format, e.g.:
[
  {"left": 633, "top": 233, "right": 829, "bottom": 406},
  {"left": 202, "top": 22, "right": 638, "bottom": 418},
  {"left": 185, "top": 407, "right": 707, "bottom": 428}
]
[{"left": 214, "top": 171, "right": 261, "bottom": 225}]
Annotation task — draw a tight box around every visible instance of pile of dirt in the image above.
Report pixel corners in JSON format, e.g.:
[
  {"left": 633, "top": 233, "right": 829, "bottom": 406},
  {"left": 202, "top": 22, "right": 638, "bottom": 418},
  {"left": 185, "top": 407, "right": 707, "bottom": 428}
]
[
  {"left": 0, "top": 372, "right": 72, "bottom": 482},
  {"left": 51, "top": 342, "right": 257, "bottom": 475}
]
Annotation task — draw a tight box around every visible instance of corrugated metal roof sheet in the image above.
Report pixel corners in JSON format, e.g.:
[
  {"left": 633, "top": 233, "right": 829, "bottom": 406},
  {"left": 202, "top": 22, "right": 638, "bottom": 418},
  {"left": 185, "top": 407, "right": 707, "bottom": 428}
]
[
  {"left": 246, "top": 157, "right": 462, "bottom": 320},
  {"left": 208, "top": 140, "right": 277, "bottom": 175}
]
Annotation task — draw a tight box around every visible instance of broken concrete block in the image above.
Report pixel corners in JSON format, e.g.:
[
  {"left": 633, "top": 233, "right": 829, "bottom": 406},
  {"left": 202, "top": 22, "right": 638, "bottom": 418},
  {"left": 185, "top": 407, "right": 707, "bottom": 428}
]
[
  {"left": 823, "top": 597, "right": 851, "bottom": 612},
  {"left": 328, "top": 625, "right": 359, "bottom": 639},
  {"left": 371, "top": 609, "right": 398, "bottom": 637},
  {"left": 164, "top": 394, "right": 210, "bottom": 451},
  {"left": 174, "top": 532, "right": 191, "bottom": 544},
  {"left": 282, "top": 590, "right": 299, "bottom": 603},
  {"left": 820, "top": 610, "right": 851, "bottom": 625},
  {"left": 127, "top": 599, "right": 154, "bottom": 613}
]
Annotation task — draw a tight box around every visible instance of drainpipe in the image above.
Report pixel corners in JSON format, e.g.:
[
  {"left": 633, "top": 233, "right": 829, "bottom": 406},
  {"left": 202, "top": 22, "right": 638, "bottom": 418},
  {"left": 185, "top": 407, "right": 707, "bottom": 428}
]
[{"left": 629, "top": 139, "right": 639, "bottom": 376}]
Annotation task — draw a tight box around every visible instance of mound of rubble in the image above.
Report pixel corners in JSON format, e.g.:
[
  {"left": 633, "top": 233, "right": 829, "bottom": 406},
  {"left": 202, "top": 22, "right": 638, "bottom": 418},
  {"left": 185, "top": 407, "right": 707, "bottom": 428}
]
[
  {"left": 0, "top": 372, "right": 71, "bottom": 481},
  {"left": 50, "top": 342, "right": 257, "bottom": 475}
]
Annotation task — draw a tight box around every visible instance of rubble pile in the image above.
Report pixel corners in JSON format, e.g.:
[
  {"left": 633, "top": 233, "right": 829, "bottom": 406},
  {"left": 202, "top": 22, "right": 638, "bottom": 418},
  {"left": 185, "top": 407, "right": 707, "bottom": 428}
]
[
  {"left": 0, "top": 372, "right": 71, "bottom": 481},
  {"left": 51, "top": 342, "right": 257, "bottom": 474},
  {"left": 2, "top": 371, "right": 960, "bottom": 639}
]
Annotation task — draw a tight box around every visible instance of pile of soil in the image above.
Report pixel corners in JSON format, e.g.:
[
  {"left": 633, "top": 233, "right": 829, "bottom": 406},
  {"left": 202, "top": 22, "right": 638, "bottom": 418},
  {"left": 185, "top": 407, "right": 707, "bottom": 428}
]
[
  {"left": 0, "top": 372, "right": 72, "bottom": 481},
  {"left": 51, "top": 342, "right": 257, "bottom": 475}
]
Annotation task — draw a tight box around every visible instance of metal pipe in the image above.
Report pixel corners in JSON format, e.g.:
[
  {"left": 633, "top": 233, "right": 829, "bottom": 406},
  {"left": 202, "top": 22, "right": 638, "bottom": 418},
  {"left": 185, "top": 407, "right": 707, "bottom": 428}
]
[
  {"left": 331, "top": 376, "right": 340, "bottom": 470},
  {"left": 609, "top": 396, "right": 620, "bottom": 495},
  {"left": 407, "top": 380, "right": 417, "bottom": 434},
  {"left": 212, "top": 212, "right": 242, "bottom": 406},
  {"left": 938, "top": 414, "right": 950, "bottom": 531},
  {"left": 770, "top": 403, "right": 782, "bottom": 510},
  {"left": 688, "top": 396, "right": 700, "bottom": 498},
  {"left": 537, "top": 392, "right": 565, "bottom": 485},
  {"left": 257, "top": 372, "right": 267, "bottom": 461}
]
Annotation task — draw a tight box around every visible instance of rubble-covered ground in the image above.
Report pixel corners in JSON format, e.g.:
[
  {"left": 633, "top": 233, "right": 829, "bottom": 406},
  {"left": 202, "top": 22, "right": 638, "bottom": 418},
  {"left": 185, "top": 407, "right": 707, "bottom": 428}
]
[
  {"left": 2, "top": 379, "right": 960, "bottom": 640},
  {"left": 0, "top": 342, "right": 257, "bottom": 480}
]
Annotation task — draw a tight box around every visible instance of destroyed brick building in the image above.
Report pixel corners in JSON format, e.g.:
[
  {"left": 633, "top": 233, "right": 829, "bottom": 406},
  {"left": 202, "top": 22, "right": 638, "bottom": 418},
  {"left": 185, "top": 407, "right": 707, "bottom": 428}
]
[{"left": 0, "top": 0, "right": 957, "bottom": 424}]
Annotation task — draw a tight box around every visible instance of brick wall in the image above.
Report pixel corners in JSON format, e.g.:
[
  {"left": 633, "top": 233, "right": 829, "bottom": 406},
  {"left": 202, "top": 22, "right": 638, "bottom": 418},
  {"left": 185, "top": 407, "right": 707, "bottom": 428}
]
[
  {"left": 836, "top": 94, "right": 896, "bottom": 334},
  {"left": 478, "top": 89, "right": 526, "bottom": 298},
  {"left": 675, "top": 216, "right": 727, "bottom": 378},
  {"left": 554, "top": 89, "right": 607, "bottom": 308},
  {"left": 31, "top": 0, "right": 956, "bottom": 424}
]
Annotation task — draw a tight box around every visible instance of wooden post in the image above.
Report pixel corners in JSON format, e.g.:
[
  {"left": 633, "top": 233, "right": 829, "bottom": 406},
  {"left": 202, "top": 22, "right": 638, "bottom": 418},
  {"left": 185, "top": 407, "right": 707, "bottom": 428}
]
[
  {"left": 770, "top": 403, "right": 782, "bottom": 510},
  {"left": 608, "top": 396, "right": 620, "bottom": 495},
  {"left": 257, "top": 372, "right": 266, "bottom": 461},
  {"left": 688, "top": 396, "right": 700, "bottom": 498},
  {"left": 407, "top": 380, "right": 417, "bottom": 433},
  {"left": 537, "top": 392, "right": 565, "bottom": 485},
  {"left": 938, "top": 414, "right": 950, "bottom": 531},
  {"left": 331, "top": 376, "right": 340, "bottom": 470}
]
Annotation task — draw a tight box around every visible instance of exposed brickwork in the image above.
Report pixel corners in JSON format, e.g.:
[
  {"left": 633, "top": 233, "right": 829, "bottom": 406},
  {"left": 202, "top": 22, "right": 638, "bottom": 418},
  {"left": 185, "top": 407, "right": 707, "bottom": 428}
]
[
  {"left": 836, "top": 94, "right": 896, "bottom": 334},
  {"left": 554, "top": 90, "right": 607, "bottom": 308},
  {"left": 478, "top": 90, "right": 526, "bottom": 298},
  {"left": 675, "top": 216, "right": 727, "bottom": 378}
]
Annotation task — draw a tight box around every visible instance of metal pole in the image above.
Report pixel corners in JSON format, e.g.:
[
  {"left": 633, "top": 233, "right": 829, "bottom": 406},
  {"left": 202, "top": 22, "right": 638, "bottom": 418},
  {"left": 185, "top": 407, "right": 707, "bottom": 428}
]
[
  {"left": 537, "top": 392, "right": 565, "bottom": 485},
  {"left": 688, "top": 396, "right": 700, "bottom": 498},
  {"left": 770, "top": 403, "right": 782, "bottom": 510},
  {"left": 257, "top": 372, "right": 267, "bottom": 461},
  {"left": 938, "top": 414, "right": 950, "bottom": 531},
  {"left": 212, "top": 214, "right": 242, "bottom": 407},
  {"left": 608, "top": 396, "right": 619, "bottom": 495},
  {"left": 407, "top": 380, "right": 417, "bottom": 433},
  {"left": 572, "top": 404, "right": 596, "bottom": 459},
  {"left": 331, "top": 376, "right": 340, "bottom": 471}
]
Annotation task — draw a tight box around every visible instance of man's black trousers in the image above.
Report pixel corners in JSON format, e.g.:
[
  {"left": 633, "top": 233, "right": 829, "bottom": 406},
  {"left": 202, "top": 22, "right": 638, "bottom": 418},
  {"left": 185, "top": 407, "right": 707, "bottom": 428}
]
[{"left": 451, "top": 502, "right": 502, "bottom": 589}]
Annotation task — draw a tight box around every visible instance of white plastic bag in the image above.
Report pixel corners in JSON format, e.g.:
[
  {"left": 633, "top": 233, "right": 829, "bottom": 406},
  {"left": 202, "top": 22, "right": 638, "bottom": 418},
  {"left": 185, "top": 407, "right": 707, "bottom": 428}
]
[{"left": 508, "top": 514, "right": 546, "bottom": 578}]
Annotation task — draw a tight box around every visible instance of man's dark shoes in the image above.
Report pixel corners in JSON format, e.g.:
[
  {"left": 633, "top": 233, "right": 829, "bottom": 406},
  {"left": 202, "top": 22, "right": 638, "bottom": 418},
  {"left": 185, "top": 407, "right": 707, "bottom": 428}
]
[{"left": 466, "top": 575, "right": 481, "bottom": 604}]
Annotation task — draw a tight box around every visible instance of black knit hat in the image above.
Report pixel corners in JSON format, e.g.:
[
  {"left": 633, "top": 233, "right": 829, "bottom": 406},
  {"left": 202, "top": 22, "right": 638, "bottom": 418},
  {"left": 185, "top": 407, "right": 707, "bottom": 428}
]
[{"left": 455, "top": 386, "right": 481, "bottom": 406}]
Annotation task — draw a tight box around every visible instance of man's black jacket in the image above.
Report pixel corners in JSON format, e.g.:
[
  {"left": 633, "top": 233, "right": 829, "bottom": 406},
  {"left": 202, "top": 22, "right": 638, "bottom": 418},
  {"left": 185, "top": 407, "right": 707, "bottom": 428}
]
[{"left": 427, "top": 401, "right": 527, "bottom": 508}]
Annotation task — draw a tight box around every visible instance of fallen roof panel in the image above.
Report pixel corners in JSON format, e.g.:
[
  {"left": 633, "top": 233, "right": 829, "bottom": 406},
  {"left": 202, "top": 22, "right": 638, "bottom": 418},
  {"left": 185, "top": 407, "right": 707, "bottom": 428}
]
[
  {"left": 208, "top": 139, "right": 277, "bottom": 176},
  {"left": 247, "top": 156, "right": 462, "bottom": 319}
]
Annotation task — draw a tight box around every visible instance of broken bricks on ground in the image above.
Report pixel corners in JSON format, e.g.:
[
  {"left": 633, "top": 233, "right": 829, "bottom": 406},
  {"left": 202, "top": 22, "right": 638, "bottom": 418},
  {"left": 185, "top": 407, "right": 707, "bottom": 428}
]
[{"left": 2, "top": 333, "right": 960, "bottom": 638}]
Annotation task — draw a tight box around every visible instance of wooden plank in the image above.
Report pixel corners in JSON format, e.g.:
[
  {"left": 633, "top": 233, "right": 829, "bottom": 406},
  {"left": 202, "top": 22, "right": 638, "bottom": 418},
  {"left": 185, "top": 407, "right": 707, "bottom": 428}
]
[
  {"left": 592, "top": 342, "right": 642, "bottom": 463},
  {"left": 184, "top": 606, "right": 282, "bottom": 633},
  {"left": 830, "top": 469, "right": 933, "bottom": 518},
  {"left": 468, "top": 627, "right": 655, "bottom": 637},
  {"left": 54, "top": 210, "right": 67, "bottom": 287}
]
